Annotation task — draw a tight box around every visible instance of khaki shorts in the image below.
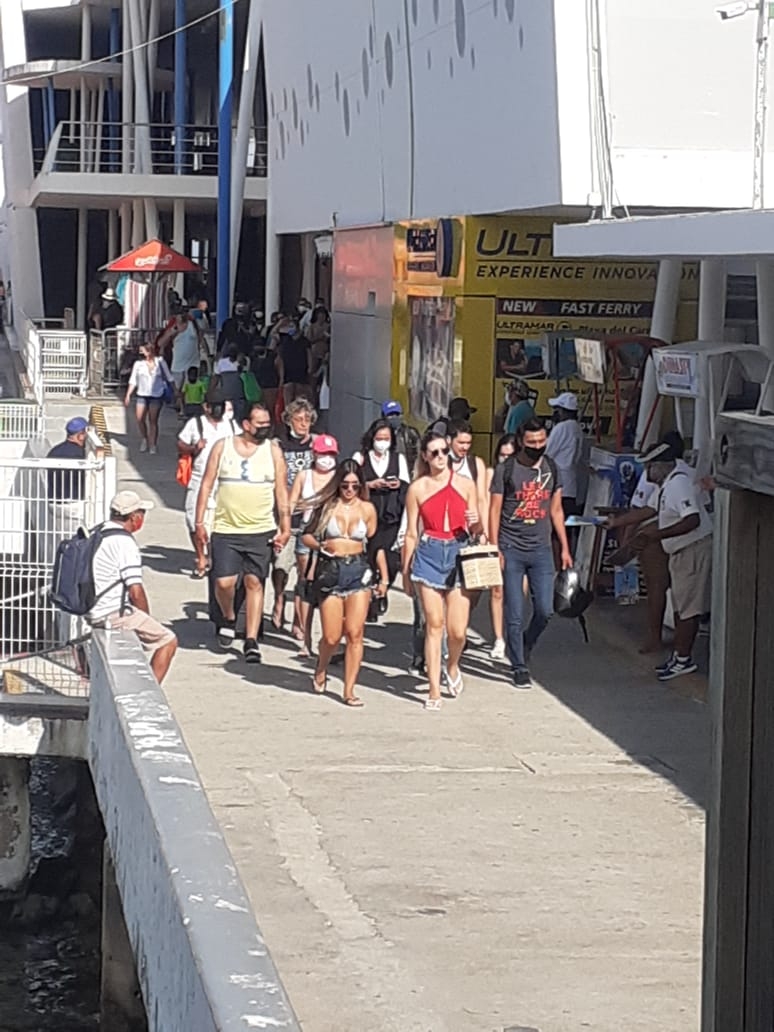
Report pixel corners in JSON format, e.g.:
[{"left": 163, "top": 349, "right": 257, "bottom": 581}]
[
  {"left": 273, "top": 532, "right": 297, "bottom": 576},
  {"left": 95, "top": 606, "right": 176, "bottom": 651},
  {"left": 669, "top": 535, "right": 712, "bottom": 621},
  {"left": 184, "top": 485, "right": 215, "bottom": 534}
]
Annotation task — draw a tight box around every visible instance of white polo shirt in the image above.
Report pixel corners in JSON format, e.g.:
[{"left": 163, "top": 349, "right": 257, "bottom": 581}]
[{"left": 657, "top": 468, "right": 713, "bottom": 555}]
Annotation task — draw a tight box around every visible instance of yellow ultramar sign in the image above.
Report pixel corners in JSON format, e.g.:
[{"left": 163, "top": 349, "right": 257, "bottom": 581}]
[{"left": 391, "top": 215, "right": 698, "bottom": 440}]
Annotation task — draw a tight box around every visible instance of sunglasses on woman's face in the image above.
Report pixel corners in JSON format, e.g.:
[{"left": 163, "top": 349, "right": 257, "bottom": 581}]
[
  {"left": 341, "top": 480, "right": 360, "bottom": 490},
  {"left": 428, "top": 447, "right": 449, "bottom": 458}
]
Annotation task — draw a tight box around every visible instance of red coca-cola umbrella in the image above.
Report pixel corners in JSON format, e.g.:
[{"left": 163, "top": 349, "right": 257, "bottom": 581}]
[
  {"left": 106, "top": 238, "right": 199, "bottom": 274},
  {"left": 103, "top": 239, "right": 200, "bottom": 330}
]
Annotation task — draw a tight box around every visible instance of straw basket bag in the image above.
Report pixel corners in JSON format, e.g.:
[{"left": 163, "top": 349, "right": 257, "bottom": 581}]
[{"left": 458, "top": 543, "right": 503, "bottom": 590}]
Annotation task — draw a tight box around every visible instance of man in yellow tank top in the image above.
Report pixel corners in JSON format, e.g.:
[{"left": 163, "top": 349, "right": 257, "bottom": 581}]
[{"left": 195, "top": 402, "right": 290, "bottom": 662}]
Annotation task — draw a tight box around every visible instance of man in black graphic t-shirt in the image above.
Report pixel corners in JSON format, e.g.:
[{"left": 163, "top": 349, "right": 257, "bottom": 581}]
[{"left": 489, "top": 419, "right": 572, "bottom": 689}]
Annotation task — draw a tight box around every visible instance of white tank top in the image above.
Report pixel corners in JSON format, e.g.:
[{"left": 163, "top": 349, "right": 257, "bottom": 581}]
[{"left": 451, "top": 455, "right": 474, "bottom": 480}]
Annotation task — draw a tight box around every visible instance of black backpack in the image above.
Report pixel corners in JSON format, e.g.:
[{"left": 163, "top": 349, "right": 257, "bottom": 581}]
[{"left": 50, "top": 525, "right": 130, "bottom": 616}]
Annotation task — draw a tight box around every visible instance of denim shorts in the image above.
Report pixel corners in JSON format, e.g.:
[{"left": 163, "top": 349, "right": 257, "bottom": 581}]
[
  {"left": 410, "top": 534, "right": 464, "bottom": 591},
  {"left": 315, "top": 554, "right": 372, "bottom": 599}
]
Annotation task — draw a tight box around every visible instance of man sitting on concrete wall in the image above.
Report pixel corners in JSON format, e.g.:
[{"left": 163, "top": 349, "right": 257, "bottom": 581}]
[{"left": 88, "top": 491, "right": 177, "bottom": 683}]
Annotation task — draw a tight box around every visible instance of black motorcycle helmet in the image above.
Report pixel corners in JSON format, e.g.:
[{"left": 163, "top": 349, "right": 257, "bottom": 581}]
[{"left": 554, "top": 568, "right": 593, "bottom": 641}]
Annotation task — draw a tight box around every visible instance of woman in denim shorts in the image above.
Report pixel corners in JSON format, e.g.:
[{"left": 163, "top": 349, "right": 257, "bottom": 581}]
[
  {"left": 402, "top": 431, "right": 483, "bottom": 710},
  {"left": 289, "top": 434, "right": 339, "bottom": 656},
  {"left": 302, "top": 459, "right": 377, "bottom": 706}
]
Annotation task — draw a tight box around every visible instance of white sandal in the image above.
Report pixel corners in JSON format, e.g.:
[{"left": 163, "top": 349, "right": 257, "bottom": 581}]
[
  {"left": 446, "top": 671, "right": 464, "bottom": 698},
  {"left": 424, "top": 697, "right": 442, "bottom": 711}
]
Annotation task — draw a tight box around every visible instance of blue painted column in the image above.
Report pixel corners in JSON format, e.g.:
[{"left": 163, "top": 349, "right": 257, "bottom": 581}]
[
  {"left": 174, "top": 0, "right": 186, "bottom": 174},
  {"left": 108, "top": 7, "right": 120, "bottom": 171},
  {"left": 216, "top": 0, "right": 233, "bottom": 331}
]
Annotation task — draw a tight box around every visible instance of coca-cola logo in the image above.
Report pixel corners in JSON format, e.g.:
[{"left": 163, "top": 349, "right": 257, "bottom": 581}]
[{"left": 134, "top": 253, "right": 173, "bottom": 268}]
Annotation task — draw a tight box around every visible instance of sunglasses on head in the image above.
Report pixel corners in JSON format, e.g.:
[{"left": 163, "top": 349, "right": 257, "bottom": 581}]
[{"left": 428, "top": 446, "right": 449, "bottom": 457}]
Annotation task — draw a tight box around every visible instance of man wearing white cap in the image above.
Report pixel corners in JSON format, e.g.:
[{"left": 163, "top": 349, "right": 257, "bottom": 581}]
[
  {"left": 87, "top": 490, "right": 177, "bottom": 683},
  {"left": 546, "top": 392, "right": 583, "bottom": 518}
]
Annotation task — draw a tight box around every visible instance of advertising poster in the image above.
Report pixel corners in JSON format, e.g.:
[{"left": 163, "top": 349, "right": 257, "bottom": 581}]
[{"left": 408, "top": 295, "right": 455, "bottom": 423}]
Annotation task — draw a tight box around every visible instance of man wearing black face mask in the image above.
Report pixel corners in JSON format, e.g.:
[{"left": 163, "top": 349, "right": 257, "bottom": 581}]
[
  {"left": 381, "top": 400, "right": 420, "bottom": 474},
  {"left": 177, "top": 388, "right": 240, "bottom": 578},
  {"left": 489, "top": 418, "right": 572, "bottom": 689},
  {"left": 196, "top": 402, "right": 291, "bottom": 663}
]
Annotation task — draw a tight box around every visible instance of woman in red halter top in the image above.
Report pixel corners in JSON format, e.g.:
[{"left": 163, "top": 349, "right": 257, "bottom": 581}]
[{"left": 402, "top": 430, "right": 483, "bottom": 710}]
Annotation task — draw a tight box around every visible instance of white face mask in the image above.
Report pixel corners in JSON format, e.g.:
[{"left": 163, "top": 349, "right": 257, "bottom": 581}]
[
  {"left": 315, "top": 455, "right": 336, "bottom": 472},
  {"left": 373, "top": 439, "right": 391, "bottom": 455}
]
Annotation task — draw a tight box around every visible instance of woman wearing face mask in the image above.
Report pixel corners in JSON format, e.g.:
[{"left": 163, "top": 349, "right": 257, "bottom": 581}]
[
  {"left": 302, "top": 460, "right": 377, "bottom": 706},
  {"left": 353, "top": 419, "right": 410, "bottom": 617},
  {"left": 177, "top": 387, "right": 239, "bottom": 578},
  {"left": 402, "top": 430, "right": 482, "bottom": 710},
  {"left": 124, "top": 340, "right": 173, "bottom": 455},
  {"left": 486, "top": 434, "right": 516, "bottom": 659},
  {"left": 289, "top": 433, "right": 339, "bottom": 655}
]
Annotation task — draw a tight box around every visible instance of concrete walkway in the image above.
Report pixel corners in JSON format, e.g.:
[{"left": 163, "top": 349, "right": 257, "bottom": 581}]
[{"left": 103, "top": 401, "right": 706, "bottom": 1032}]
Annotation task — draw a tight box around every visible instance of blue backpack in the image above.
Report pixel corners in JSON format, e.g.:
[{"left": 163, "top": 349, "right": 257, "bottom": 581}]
[{"left": 50, "top": 525, "right": 129, "bottom": 616}]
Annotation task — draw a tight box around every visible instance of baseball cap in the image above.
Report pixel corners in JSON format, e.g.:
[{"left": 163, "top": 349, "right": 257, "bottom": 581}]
[
  {"left": 638, "top": 440, "right": 677, "bottom": 464},
  {"left": 381, "top": 400, "right": 402, "bottom": 417},
  {"left": 448, "top": 397, "right": 477, "bottom": 419},
  {"left": 548, "top": 391, "right": 578, "bottom": 412},
  {"left": 110, "top": 490, "right": 154, "bottom": 516},
  {"left": 312, "top": 434, "right": 339, "bottom": 455},
  {"left": 66, "top": 416, "right": 89, "bottom": 435}
]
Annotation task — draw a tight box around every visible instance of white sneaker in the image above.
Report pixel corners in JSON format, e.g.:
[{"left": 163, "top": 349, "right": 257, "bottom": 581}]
[
  {"left": 149, "top": 445, "right": 157, "bottom": 455},
  {"left": 490, "top": 638, "right": 506, "bottom": 660},
  {"left": 139, "top": 440, "right": 148, "bottom": 453}
]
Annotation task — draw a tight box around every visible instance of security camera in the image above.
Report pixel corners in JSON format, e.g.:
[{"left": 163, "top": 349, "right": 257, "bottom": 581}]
[{"left": 716, "top": 1, "right": 755, "bottom": 19}]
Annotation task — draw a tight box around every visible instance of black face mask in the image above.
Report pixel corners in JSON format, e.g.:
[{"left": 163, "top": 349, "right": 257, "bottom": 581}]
[
  {"left": 386, "top": 415, "right": 401, "bottom": 431},
  {"left": 250, "top": 426, "right": 272, "bottom": 443},
  {"left": 209, "top": 403, "right": 225, "bottom": 421},
  {"left": 523, "top": 445, "right": 546, "bottom": 462}
]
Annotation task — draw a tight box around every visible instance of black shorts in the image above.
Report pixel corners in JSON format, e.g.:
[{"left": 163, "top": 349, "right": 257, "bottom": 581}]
[{"left": 210, "top": 531, "right": 274, "bottom": 581}]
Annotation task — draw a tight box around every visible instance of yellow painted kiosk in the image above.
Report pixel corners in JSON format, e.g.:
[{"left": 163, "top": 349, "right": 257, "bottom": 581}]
[{"left": 392, "top": 215, "right": 698, "bottom": 457}]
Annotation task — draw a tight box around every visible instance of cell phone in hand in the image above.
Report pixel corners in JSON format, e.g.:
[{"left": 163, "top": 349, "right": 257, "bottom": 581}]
[{"left": 386, "top": 476, "right": 400, "bottom": 486}]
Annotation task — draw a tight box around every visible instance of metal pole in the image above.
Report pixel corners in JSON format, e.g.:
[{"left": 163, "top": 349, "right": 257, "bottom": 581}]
[
  {"left": 753, "top": 0, "right": 770, "bottom": 208},
  {"left": 42, "top": 90, "right": 50, "bottom": 147},
  {"left": 230, "top": 0, "right": 262, "bottom": 303},
  {"left": 173, "top": 198, "right": 186, "bottom": 298},
  {"left": 80, "top": 2, "right": 91, "bottom": 175},
  {"left": 174, "top": 0, "right": 187, "bottom": 175},
  {"left": 46, "top": 79, "right": 56, "bottom": 146},
  {"left": 108, "top": 7, "right": 120, "bottom": 172},
  {"left": 108, "top": 208, "right": 118, "bottom": 262},
  {"left": 76, "top": 208, "right": 88, "bottom": 329},
  {"left": 216, "top": 0, "right": 234, "bottom": 330},
  {"left": 121, "top": 0, "right": 132, "bottom": 174}
]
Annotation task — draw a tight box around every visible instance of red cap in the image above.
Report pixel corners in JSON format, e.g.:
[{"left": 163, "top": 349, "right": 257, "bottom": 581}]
[{"left": 312, "top": 434, "right": 339, "bottom": 455}]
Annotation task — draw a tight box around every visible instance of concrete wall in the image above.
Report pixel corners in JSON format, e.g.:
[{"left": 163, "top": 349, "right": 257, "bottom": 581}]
[
  {"left": 88, "top": 630, "right": 300, "bottom": 1032},
  {"left": 0, "top": 0, "right": 43, "bottom": 318},
  {"left": 329, "top": 225, "right": 395, "bottom": 454},
  {"left": 604, "top": 0, "right": 764, "bottom": 209},
  {"left": 262, "top": 0, "right": 768, "bottom": 229},
  {"left": 262, "top": 0, "right": 563, "bottom": 232}
]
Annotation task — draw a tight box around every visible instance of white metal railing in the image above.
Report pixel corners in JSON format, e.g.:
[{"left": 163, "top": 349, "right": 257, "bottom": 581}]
[
  {"left": 0, "top": 444, "right": 115, "bottom": 660},
  {"left": 0, "top": 402, "right": 44, "bottom": 440},
  {"left": 89, "top": 326, "right": 215, "bottom": 393},
  {"left": 38, "top": 327, "right": 88, "bottom": 396},
  {"left": 18, "top": 311, "right": 88, "bottom": 398},
  {"left": 39, "top": 121, "right": 268, "bottom": 178},
  {"left": 18, "top": 310, "right": 44, "bottom": 404}
]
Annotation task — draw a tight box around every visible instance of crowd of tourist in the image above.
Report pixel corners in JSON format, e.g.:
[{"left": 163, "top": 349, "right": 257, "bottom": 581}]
[{"left": 47, "top": 299, "right": 714, "bottom": 703}]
